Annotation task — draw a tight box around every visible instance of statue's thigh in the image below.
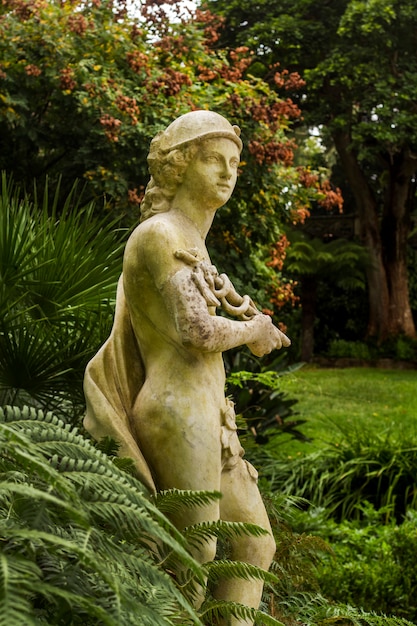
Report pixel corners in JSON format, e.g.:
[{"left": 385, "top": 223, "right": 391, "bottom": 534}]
[
  {"left": 133, "top": 401, "right": 222, "bottom": 492},
  {"left": 152, "top": 432, "right": 222, "bottom": 533},
  {"left": 144, "top": 423, "right": 222, "bottom": 490}
]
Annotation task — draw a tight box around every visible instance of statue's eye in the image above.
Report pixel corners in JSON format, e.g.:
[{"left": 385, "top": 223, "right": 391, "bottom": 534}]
[{"left": 204, "top": 154, "right": 219, "bottom": 163}]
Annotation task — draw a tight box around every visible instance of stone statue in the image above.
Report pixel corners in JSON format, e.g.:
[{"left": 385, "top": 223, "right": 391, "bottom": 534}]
[{"left": 84, "top": 110, "right": 290, "bottom": 624}]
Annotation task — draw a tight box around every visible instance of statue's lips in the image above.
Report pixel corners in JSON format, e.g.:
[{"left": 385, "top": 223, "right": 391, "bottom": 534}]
[{"left": 217, "top": 183, "right": 231, "bottom": 191}]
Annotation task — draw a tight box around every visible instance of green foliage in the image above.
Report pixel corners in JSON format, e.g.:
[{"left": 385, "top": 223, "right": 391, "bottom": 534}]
[
  {"left": 0, "top": 0, "right": 324, "bottom": 218},
  {"left": 225, "top": 349, "right": 307, "bottom": 445},
  {"left": 0, "top": 0, "right": 342, "bottom": 317},
  {"left": 285, "top": 596, "right": 416, "bottom": 626},
  {"left": 285, "top": 231, "right": 368, "bottom": 289},
  {"left": 0, "top": 404, "right": 201, "bottom": 625},
  {"left": 282, "top": 231, "right": 368, "bottom": 359},
  {"left": 292, "top": 505, "right": 417, "bottom": 622},
  {"left": 1, "top": 401, "right": 414, "bottom": 625},
  {"left": 208, "top": 0, "right": 417, "bottom": 161},
  {"left": 201, "top": 599, "right": 284, "bottom": 626},
  {"left": 0, "top": 174, "right": 124, "bottom": 421},
  {"left": 311, "top": 281, "right": 369, "bottom": 354},
  {"left": 206, "top": 0, "right": 417, "bottom": 341},
  {"left": 0, "top": 404, "right": 294, "bottom": 626},
  {"left": 243, "top": 490, "right": 416, "bottom": 626},
  {"left": 327, "top": 337, "right": 417, "bottom": 362},
  {"left": 268, "top": 422, "right": 417, "bottom": 522},
  {"left": 327, "top": 340, "right": 373, "bottom": 360}
]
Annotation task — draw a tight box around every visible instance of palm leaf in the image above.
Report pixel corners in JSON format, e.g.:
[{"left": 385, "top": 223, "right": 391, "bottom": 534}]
[{"left": 0, "top": 174, "right": 124, "bottom": 424}]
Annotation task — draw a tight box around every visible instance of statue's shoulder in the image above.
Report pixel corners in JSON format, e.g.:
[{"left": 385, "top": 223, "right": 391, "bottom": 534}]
[
  {"left": 128, "top": 214, "right": 181, "bottom": 249},
  {"left": 124, "top": 214, "right": 183, "bottom": 277}
]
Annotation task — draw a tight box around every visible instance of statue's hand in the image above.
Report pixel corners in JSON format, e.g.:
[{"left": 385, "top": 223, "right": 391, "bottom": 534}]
[{"left": 247, "top": 315, "right": 291, "bottom": 356}]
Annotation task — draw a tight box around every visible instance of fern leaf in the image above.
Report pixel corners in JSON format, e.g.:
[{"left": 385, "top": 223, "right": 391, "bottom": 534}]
[
  {"left": 200, "top": 599, "right": 285, "bottom": 626},
  {"left": 0, "top": 554, "right": 40, "bottom": 626},
  {"left": 155, "top": 488, "right": 222, "bottom": 514},
  {"left": 0, "top": 481, "right": 88, "bottom": 527},
  {"left": 33, "top": 582, "right": 116, "bottom": 625},
  {"left": 0, "top": 424, "right": 76, "bottom": 499},
  {"left": 183, "top": 519, "right": 269, "bottom": 549},
  {"left": 204, "top": 559, "right": 278, "bottom": 585},
  {"left": 276, "top": 592, "right": 416, "bottom": 626},
  {"left": 0, "top": 405, "right": 208, "bottom": 624}
]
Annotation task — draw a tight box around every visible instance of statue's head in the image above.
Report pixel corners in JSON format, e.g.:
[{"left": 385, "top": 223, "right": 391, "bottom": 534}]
[
  {"left": 140, "top": 111, "right": 242, "bottom": 221},
  {"left": 150, "top": 110, "right": 242, "bottom": 155}
]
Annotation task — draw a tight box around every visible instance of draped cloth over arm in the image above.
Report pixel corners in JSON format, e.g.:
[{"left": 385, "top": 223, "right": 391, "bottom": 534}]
[{"left": 83, "top": 276, "right": 156, "bottom": 493}]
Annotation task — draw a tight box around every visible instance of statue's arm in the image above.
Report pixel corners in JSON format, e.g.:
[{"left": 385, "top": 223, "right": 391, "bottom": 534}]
[
  {"left": 165, "top": 266, "right": 285, "bottom": 356},
  {"left": 125, "top": 221, "right": 287, "bottom": 357}
]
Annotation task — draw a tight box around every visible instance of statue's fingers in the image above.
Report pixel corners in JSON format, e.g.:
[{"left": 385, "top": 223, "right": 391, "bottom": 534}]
[{"left": 280, "top": 331, "right": 291, "bottom": 347}]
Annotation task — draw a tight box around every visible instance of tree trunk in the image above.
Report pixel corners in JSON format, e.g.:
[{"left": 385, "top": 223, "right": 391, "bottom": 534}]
[
  {"left": 333, "top": 131, "right": 416, "bottom": 340},
  {"left": 381, "top": 152, "right": 416, "bottom": 337},
  {"left": 333, "top": 129, "right": 392, "bottom": 340},
  {"left": 300, "top": 275, "right": 317, "bottom": 361}
]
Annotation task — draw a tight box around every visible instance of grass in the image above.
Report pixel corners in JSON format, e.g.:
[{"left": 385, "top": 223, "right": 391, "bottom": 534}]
[{"left": 271, "top": 365, "right": 417, "bottom": 457}]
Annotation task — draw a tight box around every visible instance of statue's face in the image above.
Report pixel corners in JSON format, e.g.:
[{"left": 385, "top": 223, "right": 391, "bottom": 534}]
[{"left": 180, "top": 137, "right": 240, "bottom": 210}]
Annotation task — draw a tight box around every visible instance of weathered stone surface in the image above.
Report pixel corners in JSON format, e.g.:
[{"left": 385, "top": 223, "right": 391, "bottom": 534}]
[{"left": 84, "top": 110, "right": 290, "bottom": 624}]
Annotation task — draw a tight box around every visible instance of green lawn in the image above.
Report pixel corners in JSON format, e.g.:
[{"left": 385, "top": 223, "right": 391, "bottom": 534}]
[{"left": 272, "top": 365, "right": 417, "bottom": 457}]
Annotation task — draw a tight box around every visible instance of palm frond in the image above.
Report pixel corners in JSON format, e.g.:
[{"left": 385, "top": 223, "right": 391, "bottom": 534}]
[{"left": 0, "top": 174, "right": 124, "bottom": 423}]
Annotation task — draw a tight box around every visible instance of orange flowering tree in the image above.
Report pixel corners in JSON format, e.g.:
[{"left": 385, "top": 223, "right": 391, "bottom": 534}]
[{"left": 0, "top": 0, "right": 341, "bottom": 314}]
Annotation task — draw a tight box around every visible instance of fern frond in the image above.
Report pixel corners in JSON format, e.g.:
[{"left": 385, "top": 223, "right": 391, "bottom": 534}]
[
  {"left": 111, "top": 550, "right": 201, "bottom": 621},
  {"left": 0, "top": 554, "right": 40, "bottom": 626},
  {"left": 85, "top": 499, "right": 199, "bottom": 574},
  {"left": 0, "top": 423, "right": 77, "bottom": 499},
  {"left": 155, "top": 488, "right": 222, "bottom": 514},
  {"left": 200, "top": 599, "right": 285, "bottom": 626},
  {"left": 0, "top": 482, "right": 88, "bottom": 527},
  {"left": 0, "top": 405, "right": 205, "bottom": 624},
  {"left": 31, "top": 582, "right": 116, "bottom": 625},
  {"left": 275, "top": 592, "right": 416, "bottom": 626},
  {"left": 204, "top": 559, "right": 278, "bottom": 585},
  {"left": 2, "top": 406, "right": 193, "bottom": 559},
  {"left": 316, "top": 602, "right": 416, "bottom": 626},
  {"left": 183, "top": 519, "right": 269, "bottom": 550}
]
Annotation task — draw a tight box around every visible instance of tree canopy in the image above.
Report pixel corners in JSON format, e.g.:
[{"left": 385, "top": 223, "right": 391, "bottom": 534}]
[
  {"left": 0, "top": 0, "right": 341, "bottom": 315},
  {"left": 206, "top": 0, "right": 417, "bottom": 340}
]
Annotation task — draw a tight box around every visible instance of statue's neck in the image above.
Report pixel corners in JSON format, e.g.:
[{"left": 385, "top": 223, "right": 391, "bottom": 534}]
[{"left": 170, "top": 205, "right": 214, "bottom": 241}]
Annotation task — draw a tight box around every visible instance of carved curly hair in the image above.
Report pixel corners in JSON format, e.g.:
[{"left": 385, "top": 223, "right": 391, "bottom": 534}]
[{"left": 140, "top": 143, "right": 198, "bottom": 222}]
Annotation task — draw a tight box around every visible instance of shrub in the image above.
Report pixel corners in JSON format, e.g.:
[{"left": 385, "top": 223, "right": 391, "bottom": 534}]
[
  {"left": 327, "top": 339, "right": 373, "bottom": 360},
  {"left": 326, "top": 337, "right": 417, "bottom": 362},
  {"left": 291, "top": 505, "right": 417, "bottom": 622},
  {"left": 264, "top": 424, "right": 417, "bottom": 522},
  {"left": 0, "top": 405, "right": 289, "bottom": 626}
]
